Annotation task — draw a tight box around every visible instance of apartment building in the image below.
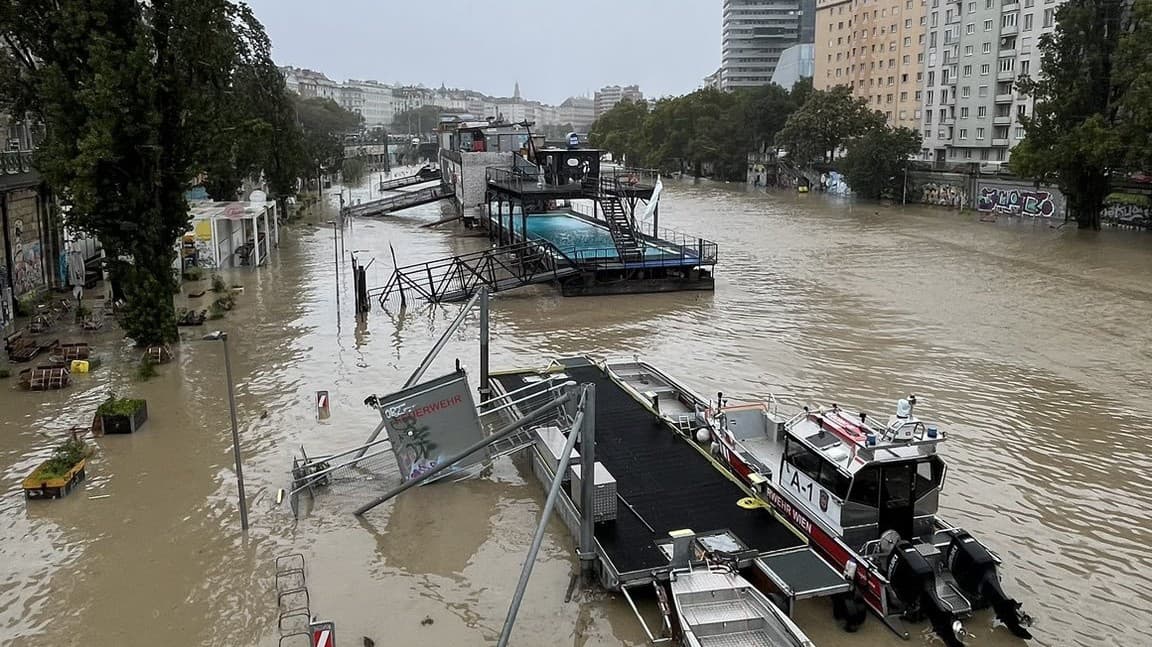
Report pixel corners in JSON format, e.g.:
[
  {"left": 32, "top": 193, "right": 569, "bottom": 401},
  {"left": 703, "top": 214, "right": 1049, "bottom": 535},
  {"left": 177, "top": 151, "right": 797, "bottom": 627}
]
[
  {"left": 920, "top": 0, "right": 1060, "bottom": 163},
  {"left": 722, "top": 0, "right": 810, "bottom": 90},
  {"left": 594, "top": 85, "right": 643, "bottom": 118},
  {"left": 814, "top": 0, "right": 927, "bottom": 131}
]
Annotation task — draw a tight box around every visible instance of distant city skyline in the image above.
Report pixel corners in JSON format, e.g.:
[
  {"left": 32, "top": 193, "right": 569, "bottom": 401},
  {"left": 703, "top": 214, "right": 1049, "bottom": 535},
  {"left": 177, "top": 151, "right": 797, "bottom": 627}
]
[{"left": 243, "top": 0, "right": 719, "bottom": 105}]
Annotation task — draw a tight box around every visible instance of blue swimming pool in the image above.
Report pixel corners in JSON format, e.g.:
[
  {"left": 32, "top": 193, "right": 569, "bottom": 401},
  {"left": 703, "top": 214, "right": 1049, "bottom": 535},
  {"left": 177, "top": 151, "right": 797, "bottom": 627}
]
[{"left": 498, "top": 212, "right": 687, "bottom": 261}]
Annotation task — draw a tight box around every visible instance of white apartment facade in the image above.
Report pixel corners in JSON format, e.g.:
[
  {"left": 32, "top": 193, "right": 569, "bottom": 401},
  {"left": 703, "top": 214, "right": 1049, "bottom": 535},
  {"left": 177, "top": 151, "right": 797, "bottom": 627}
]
[
  {"left": 920, "top": 0, "right": 1061, "bottom": 163},
  {"left": 721, "top": 0, "right": 806, "bottom": 89}
]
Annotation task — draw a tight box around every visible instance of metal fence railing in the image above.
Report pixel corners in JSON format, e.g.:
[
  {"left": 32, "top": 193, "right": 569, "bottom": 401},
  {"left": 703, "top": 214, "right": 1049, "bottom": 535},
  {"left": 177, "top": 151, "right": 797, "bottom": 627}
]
[{"left": 1, "top": 150, "right": 34, "bottom": 175}]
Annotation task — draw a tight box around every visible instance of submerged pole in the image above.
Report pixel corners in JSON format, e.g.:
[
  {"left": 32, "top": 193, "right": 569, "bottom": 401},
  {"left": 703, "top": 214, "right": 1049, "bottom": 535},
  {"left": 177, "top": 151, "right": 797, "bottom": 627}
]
[
  {"left": 353, "top": 389, "right": 575, "bottom": 517},
  {"left": 578, "top": 383, "right": 596, "bottom": 581},
  {"left": 497, "top": 387, "right": 588, "bottom": 647},
  {"left": 478, "top": 288, "right": 491, "bottom": 406}
]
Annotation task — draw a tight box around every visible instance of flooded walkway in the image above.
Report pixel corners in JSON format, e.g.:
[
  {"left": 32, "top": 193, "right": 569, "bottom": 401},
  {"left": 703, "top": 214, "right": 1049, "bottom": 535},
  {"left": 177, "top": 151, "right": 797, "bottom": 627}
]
[{"left": 1, "top": 176, "right": 1149, "bottom": 646}]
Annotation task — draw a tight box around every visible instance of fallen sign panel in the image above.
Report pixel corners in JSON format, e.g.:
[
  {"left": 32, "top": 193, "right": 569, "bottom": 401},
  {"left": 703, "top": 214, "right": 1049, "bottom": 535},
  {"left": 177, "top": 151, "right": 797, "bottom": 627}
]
[{"left": 376, "top": 369, "right": 485, "bottom": 481}]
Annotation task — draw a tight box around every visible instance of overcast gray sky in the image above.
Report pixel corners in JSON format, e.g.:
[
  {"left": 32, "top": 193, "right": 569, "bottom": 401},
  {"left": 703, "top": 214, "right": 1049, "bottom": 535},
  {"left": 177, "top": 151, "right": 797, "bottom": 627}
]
[{"left": 244, "top": 0, "right": 720, "bottom": 104}]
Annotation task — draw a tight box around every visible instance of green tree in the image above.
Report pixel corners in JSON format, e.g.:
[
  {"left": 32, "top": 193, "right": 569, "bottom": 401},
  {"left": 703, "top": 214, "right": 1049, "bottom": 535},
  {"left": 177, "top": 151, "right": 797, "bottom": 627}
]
[
  {"left": 776, "top": 85, "right": 886, "bottom": 165},
  {"left": 0, "top": 0, "right": 286, "bottom": 345},
  {"left": 1012, "top": 0, "right": 1147, "bottom": 229},
  {"left": 840, "top": 126, "right": 923, "bottom": 200},
  {"left": 590, "top": 99, "right": 651, "bottom": 166},
  {"left": 341, "top": 156, "right": 367, "bottom": 186},
  {"left": 295, "top": 95, "right": 362, "bottom": 187},
  {"left": 391, "top": 104, "right": 444, "bottom": 133}
]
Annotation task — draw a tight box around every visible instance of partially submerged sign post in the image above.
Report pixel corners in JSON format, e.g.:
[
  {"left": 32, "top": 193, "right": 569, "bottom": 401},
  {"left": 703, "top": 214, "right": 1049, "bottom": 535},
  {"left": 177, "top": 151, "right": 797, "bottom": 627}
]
[{"left": 375, "top": 370, "right": 484, "bottom": 481}]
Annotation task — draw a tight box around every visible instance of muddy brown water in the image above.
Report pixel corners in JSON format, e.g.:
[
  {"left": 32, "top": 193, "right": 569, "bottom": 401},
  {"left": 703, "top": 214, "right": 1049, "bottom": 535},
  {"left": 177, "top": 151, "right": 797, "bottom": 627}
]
[{"left": 2, "top": 175, "right": 1150, "bottom": 646}]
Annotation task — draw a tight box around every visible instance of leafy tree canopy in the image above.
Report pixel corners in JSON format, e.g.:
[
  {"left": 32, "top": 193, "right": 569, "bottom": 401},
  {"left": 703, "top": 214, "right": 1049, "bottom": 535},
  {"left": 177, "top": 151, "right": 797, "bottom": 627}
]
[
  {"left": 776, "top": 85, "right": 886, "bottom": 165},
  {"left": 1013, "top": 0, "right": 1151, "bottom": 229},
  {"left": 588, "top": 84, "right": 809, "bottom": 181},
  {"left": 840, "top": 126, "right": 923, "bottom": 200},
  {"left": 0, "top": 0, "right": 292, "bottom": 344}
]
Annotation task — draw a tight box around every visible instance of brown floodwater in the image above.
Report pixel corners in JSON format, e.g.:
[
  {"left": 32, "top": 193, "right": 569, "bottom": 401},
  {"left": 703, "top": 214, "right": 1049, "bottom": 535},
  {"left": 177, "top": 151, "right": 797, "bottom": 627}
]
[{"left": 2, "top": 172, "right": 1150, "bottom": 647}]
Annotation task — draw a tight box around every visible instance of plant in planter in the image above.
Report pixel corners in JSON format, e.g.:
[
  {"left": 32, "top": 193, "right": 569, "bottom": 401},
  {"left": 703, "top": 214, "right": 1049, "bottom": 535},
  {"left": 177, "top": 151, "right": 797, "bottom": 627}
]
[
  {"left": 97, "top": 395, "right": 149, "bottom": 434},
  {"left": 135, "top": 357, "right": 158, "bottom": 381},
  {"left": 211, "top": 274, "right": 227, "bottom": 293},
  {"left": 23, "top": 436, "right": 93, "bottom": 499},
  {"left": 184, "top": 266, "right": 204, "bottom": 282}
]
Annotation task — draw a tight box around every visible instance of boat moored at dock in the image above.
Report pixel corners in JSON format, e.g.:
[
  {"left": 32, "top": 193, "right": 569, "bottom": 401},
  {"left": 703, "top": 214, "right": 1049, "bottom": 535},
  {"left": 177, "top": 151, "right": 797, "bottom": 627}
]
[{"left": 605, "top": 358, "right": 1034, "bottom": 646}]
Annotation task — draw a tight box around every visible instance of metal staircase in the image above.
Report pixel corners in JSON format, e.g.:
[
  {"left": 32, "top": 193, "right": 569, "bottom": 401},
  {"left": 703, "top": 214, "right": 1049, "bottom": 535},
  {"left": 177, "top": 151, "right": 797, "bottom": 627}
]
[
  {"left": 371, "top": 240, "right": 581, "bottom": 305},
  {"left": 598, "top": 194, "right": 644, "bottom": 262}
]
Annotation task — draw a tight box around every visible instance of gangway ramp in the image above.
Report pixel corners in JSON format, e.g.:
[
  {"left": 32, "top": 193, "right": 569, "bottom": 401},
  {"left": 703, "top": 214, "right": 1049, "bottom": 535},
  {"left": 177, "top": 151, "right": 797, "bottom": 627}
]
[
  {"left": 377, "top": 169, "right": 441, "bottom": 192},
  {"left": 344, "top": 184, "right": 454, "bottom": 218}
]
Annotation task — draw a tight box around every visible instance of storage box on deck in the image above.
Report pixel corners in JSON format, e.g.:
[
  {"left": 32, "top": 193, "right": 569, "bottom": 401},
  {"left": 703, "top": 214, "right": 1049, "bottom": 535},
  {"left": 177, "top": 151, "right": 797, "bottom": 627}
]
[
  {"left": 535, "top": 426, "right": 580, "bottom": 474},
  {"left": 569, "top": 462, "right": 617, "bottom": 523}
]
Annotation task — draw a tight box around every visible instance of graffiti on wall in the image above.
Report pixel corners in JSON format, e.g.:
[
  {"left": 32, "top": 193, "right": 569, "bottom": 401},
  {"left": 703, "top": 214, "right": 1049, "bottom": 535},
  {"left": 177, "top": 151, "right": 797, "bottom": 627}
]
[
  {"left": 6, "top": 191, "right": 45, "bottom": 297},
  {"left": 1100, "top": 201, "right": 1151, "bottom": 228},
  {"left": 976, "top": 185, "right": 1063, "bottom": 218},
  {"left": 920, "top": 182, "right": 967, "bottom": 208}
]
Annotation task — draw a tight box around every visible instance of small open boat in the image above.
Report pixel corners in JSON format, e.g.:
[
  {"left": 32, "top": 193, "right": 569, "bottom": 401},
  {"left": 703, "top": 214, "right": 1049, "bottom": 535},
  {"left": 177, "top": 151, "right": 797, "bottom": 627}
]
[{"left": 671, "top": 562, "right": 814, "bottom": 647}]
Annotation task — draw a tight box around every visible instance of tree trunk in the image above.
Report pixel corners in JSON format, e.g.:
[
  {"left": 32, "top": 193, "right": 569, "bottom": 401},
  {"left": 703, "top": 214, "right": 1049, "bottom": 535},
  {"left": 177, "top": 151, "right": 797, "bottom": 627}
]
[{"left": 1071, "top": 173, "right": 1108, "bottom": 230}]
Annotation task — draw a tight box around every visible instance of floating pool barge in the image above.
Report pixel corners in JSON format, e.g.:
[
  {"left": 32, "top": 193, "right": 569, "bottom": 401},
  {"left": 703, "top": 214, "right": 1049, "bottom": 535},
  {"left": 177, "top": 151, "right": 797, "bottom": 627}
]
[{"left": 371, "top": 146, "right": 717, "bottom": 305}]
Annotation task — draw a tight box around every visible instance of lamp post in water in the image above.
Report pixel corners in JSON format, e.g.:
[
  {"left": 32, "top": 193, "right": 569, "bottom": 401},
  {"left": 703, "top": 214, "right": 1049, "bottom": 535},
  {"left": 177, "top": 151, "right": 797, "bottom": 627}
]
[{"left": 202, "top": 330, "right": 249, "bottom": 532}]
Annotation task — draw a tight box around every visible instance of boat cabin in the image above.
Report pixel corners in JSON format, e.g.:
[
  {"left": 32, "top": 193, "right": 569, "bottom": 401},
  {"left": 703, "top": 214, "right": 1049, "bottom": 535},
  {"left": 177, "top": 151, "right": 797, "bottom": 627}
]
[{"left": 718, "top": 400, "right": 947, "bottom": 550}]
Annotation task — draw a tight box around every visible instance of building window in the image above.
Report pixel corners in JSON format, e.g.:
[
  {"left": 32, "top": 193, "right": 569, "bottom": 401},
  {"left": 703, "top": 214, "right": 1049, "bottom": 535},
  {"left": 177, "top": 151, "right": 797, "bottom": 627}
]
[
  {"left": 1017, "top": 104, "right": 1028, "bottom": 118},
  {"left": 963, "top": 64, "right": 972, "bottom": 76},
  {"left": 966, "top": 22, "right": 975, "bottom": 34},
  {"left": 900, "top": 91, "right": 908, "bottom": 101},
  {"left": 976, "top": 127, "right": 986, "bottom": 139},
  {"left": 961, "top": 106, "right": 970, "bottom": 117},
  {"left": 928, "top": 70, "right": 935, "bottom": 86},
  {"left": 985, "top": 0, "right": 993, "bottom": 7},
  {"left": 905, "top": 36, "right": 912, "bottom": 46},
  {"left": 983, "top": 42, "right": 992, "bottom": 54},
  {"left": 919, "top": 33, "right": 925, "bottom": 44},
  {"left": 959, "top": 128, "right": 968, "bottom": 139},
  {"left": 915, "top": 108, "right": 922, "bottom": 118},
  {"left": 1025, "top": 0, "right": 1034, "bottom": 6},
  {"left": 1015, "top": 126, "right": 1025, "bottom": 138},
  {"left": 999, "top": 57, "right": 1014, "bottom": 72},
  {"left": 915, "top": 91, "right": 922, "bottom": 101},
  {"left": 962, "top": 86, "right": 971, "bottom": 98},
  {"left": 965, "top": 45, "right": 973, "bottom": 56},
  {"left": 888, "top": 76, "right": 895, "bottom": 85},
  {"left": 965, "top": 149, "right": 973, "bottom": 159},
  {"left": 1020, "top": 60, "right": 1030, "bottom": 76},
  {"left": 978, "top": 106, "right": 988, "bottom": 118},
  {"left": 979, "top": 85, "right": 989, "bottom": 97},
  {"left": 1002, "top": 12, "right": 1017, "bottom": 28},
  {"left": 981, "top": 63, "right": 990, "bottom": 75},
  {"left": 984, "top": 19, "right": 993, "bottom": 31},
  {"left": 1023, "top": 13, "right": 1033, "bottom": 30},
  {"left": 1043, "top": 8, "right": 1053, "bottom": 27}
]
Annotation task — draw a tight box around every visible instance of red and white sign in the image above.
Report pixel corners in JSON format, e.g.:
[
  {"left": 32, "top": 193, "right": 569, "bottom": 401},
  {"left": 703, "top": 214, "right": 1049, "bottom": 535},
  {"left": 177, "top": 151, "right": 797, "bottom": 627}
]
[
  {"left": 316, "top": 390, "right": 331, "bottom": 419},
  {"left": 312, "top": 626, "right": 334, "bottom": 647}
]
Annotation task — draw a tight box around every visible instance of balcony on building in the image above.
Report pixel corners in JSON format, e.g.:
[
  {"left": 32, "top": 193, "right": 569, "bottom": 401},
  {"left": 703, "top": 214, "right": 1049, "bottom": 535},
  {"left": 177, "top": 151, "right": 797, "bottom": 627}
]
[
  {"left": 1001, "top": 24, "right": 1018, "bottom": 36},
  {"left": 997, "top": 69, "right": 1016, "bottom": 81},
  {"left": 993, "top": 115, "right": 1012, "bottom": 125},
  {"left": 1002, "top": 1, "right": 1019, "bottom": 12},
  {"left": 992, "top": 138, "right": 1010, "bottom": 147}
]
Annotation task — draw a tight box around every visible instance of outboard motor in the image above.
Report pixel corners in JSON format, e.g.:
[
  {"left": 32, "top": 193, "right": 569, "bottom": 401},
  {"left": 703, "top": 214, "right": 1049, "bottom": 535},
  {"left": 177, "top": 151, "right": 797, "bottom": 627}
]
[
  {"left": 886, "top": 540, "right": 967, "bottom": 647},
  {"left": 946, "top": 533, "right": 1033, "bottom": 639}
]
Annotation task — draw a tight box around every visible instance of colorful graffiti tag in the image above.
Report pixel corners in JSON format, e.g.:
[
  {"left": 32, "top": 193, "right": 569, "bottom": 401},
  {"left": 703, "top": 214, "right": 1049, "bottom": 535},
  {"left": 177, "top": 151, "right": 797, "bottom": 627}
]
[
  {"left": 920, "top": 182, "right": 967, "bottom": 208},
  {"left": 1101, "top": 202, "right": 1150, "bottom": 228},
  {"left": 976, "top": 186, "right": 1060, "bottom": 217},
  {"left": 6, "top": 192, "right": 45, "bottom": 296}
]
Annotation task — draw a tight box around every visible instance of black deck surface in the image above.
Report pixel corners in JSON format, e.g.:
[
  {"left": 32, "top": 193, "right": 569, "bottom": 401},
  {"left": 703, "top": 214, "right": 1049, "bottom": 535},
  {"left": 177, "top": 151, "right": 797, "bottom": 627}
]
[{"left": 494, "top": 360, "right": 803, "bottom": 575}]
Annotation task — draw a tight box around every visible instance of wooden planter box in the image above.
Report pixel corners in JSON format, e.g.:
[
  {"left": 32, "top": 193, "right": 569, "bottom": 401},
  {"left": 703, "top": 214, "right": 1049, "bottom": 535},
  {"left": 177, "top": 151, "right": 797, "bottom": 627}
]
[
  {"left": 23, "top": 459, "right": 87, "bottom": 500},
  {"left": 101, "top": 401, "right": 149, "bottom": 434}
]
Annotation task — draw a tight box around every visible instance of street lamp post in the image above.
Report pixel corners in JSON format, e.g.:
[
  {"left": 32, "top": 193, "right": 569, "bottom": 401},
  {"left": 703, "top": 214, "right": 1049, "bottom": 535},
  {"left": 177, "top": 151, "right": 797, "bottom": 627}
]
[
  {"left": 202, "top": 330, "right": 249, "bottom": 531},
  {"left": 326, "top": 220, "right": 341, "bottom": 312}
]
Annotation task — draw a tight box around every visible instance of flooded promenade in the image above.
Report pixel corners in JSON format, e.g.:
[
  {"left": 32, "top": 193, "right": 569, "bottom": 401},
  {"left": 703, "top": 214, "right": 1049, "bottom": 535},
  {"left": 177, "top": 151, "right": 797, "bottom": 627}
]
[{"left": 1, "top": 177, "right": 1150, "bottom": 646}]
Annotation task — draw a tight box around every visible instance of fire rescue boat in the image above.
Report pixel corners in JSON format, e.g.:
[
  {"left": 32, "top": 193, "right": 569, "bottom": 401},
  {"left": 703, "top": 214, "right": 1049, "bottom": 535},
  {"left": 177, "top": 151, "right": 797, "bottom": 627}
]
[{"left": 606, "top": 358, "right": 1033, "bottom": 646}]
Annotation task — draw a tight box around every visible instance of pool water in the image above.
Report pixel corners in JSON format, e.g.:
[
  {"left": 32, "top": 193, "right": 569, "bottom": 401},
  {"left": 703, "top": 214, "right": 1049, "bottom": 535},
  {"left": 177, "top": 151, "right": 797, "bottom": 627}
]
[{"left": 504, "top": 212, "right": 681, "bottom": 260}]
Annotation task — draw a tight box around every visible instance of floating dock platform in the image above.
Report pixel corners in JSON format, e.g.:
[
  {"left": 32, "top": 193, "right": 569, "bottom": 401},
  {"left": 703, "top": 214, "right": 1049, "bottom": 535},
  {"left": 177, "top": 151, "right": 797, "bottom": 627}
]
[{"left": 489, "top": 357, "right": 847, "bottom": 604}]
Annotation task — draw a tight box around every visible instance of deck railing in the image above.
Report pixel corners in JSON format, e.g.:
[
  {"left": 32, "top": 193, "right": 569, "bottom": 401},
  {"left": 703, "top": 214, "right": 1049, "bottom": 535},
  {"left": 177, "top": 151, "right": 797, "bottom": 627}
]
[{"left": 1, "top": 150, "right": 34, "bottom": 175}]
